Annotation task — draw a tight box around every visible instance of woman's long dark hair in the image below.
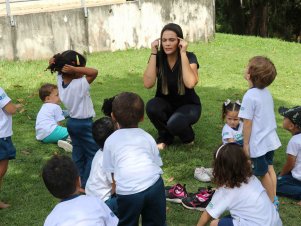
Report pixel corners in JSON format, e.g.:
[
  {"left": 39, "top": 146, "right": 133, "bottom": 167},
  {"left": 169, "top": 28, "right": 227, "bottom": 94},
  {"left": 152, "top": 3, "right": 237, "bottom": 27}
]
[{"left": 158, "top": 23, "right": 185, "bottom": 95}]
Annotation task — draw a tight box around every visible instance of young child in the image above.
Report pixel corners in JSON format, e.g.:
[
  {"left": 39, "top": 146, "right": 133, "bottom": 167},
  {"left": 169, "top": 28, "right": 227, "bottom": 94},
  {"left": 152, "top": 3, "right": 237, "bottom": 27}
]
[
  {"left": 102, "top": 92, "right": 166, "bottom": 226},
  {"left": 197, "top": 143, "right": 282, "bottom": 226},
  {"left": 0, "top": 87, "right": 21, "bottom": 209},
  {"left": 238, "top": 56, "right": 281, "bottom": 205},
  {"left": 222, "top": 99, "right": 243, "bottom": 145},
  {"left": 101, "top": 95, "right": 116, "bottom": 117},
  {"left": 42, "top": 155, "right": 118, "bottom": 226},
  {"left": 85, "top": 116, "right": 118, "bottom": 215},
  {"left": 277, "top": 106, "right": 301, "bottom": 205},
  {"left": 47, "top": 50, "right": 99, "bottom": 188},
  {"left": 35, "top": 83, "right": 72, "bottom": 152}
]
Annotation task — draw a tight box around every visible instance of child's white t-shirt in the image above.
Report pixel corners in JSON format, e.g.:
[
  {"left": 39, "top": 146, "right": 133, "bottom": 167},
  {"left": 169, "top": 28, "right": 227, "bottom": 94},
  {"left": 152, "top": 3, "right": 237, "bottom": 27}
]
[
  {"left": 238, "top": 88, "right": 281, "bottom": 157},
  {"left": 35, "top": 103, "right": 65, "bottom": 140},
  {"left": 222, "top": 121, "right": 243, "bottom": 145},
  {"left": 0, "top": 87, "right": 13, "bottom": 138},
  {"left": 206, "top": 176, "right": 282, "bottom": 226},
  {"left": 286, "top": 133, "right": 301, "bottom": 181},
  {"left": 57, "top": 74, "right": 95, "bottom": 119},
  {"left": 44, "top": 195, "right": 118, "bottom": 226},
  {"left": 86, "top": 149, "right": 113, "bottom": 201},
  {"left": 102, "top": 128, "right": 163, "bottom": 195}
]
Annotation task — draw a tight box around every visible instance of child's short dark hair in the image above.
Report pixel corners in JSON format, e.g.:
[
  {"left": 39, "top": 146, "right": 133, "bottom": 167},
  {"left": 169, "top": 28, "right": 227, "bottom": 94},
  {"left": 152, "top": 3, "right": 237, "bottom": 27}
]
[
  {"left": 42, "top": 155, "right": 78, "bottom": 199},
  {"left": 101, "top": 96, "right": 116, "bottom": 117},
  {"left": 247, "top": 56, "right": 277, "bottom": 89},
  {"left": 213, "top": 143, "right": 252, "bottom": 188},
  {"left": 47, "top": 50, "right": 86, "bottom": 74},
  {"left": 222, "top": 99, "right": 241, "bottom": 121},
  {"left": 112, "top": 92, "right": 144, "bottom": 128},
  {"left": 39, "top": 83, "right": 57, "bottom": 102},
  {"left": 92, "top": 117, "right": 115, "bottom": 148}
]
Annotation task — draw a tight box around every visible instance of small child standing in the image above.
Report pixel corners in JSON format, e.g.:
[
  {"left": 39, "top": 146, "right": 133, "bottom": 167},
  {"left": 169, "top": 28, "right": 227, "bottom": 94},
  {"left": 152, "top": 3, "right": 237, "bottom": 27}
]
[
  {"left": 85, "top": 116, "right": 118, "bottom": 215},
  {"left": 238, "top": 56, "right": 281, "bottom": 205},
  {"left": 277, "top": 106, "right": 301, "bottom": 205},
  {"left": 0, "top": 87, "right": 21, "bottom": 208},
  {"left": 42, "top": 155, "right": 118, "bottom": 226},
  {"left": 197, "top": 144, "right": 282, "bottom": 226},
  {"left": 221, "top": 99, "right": 243, "bottom": 145},
  {"left": 35, "top": 83, "right": 72, "bottom": 152},
  {"left": 102, "top": 92, "right": 166, "bottom": 226},
  {"left": 47, "top": 50, "right": 99, "bottom": 188}
]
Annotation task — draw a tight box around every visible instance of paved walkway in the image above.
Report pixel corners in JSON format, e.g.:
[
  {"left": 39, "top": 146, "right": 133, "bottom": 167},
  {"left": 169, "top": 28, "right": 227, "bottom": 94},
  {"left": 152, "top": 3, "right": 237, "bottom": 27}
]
[{"left": 0, "top": 0, "right": 125, "bottom": 16}]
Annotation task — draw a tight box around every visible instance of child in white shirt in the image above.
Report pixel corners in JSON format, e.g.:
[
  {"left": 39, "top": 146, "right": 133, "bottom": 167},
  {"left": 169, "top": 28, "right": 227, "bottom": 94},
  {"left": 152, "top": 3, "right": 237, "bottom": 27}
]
[
  {"left": 197, "top": 143, "right": 282, "bottom": 226},
  {"left": 221, "top": 99, "right": 243, "bottom": 145},
  {"left": 0, "top": 87, "right": 21, "bottom": 209},
  {"left": 238, "top": 56, "right": 281, "bottom": 206},
  {"left": 47, "top": 50, "right": 99, "bottom": 188},
  {"left": 35, "top": 83, "right": 72, "bottom": 152},
  {"left": 277, "top": 106, "right": 301, "bottom": 205},
  {"left": 103, "top": 92, "right": 166, "bottom": 226},
  {"left": 42, "top": 155, "right": 118, "bottom": 226},
  {"left": 86, "top": 116, "right": 118, "bottom": 215}
]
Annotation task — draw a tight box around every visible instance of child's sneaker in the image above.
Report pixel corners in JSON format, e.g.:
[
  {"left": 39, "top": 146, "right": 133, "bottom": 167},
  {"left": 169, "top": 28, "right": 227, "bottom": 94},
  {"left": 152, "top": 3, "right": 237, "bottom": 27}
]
[
  {"left": 58, "top": 140, "right": 73, "bottom": 152},
  {"left": 166, "top": 184, "right": 188, "bottom": 203},
  {"left": 194, "top": 167, "right": 213, "bottom": 182},
  {"left": 181, "top": 188, "right": 215, "bottom": 211}
]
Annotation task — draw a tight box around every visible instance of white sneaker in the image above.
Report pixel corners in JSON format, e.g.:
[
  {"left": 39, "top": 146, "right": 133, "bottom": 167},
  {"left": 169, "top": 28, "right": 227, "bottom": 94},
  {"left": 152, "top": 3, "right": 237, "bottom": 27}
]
[
  {"left": 194, "top": 167, "right": 212, "bottom": 182},
  {"left": 58, "top": 140, "right": 73, "bottom": 152}
]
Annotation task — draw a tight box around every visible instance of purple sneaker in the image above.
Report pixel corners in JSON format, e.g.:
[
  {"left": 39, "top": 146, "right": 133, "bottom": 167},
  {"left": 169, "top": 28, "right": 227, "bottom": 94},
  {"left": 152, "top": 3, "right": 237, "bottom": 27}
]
[
  {"left": 181, "top": 189, "right": 215, "bottom": 211},
  {"left": 166, "top": 184, "right": 188, "bottom": 203}
]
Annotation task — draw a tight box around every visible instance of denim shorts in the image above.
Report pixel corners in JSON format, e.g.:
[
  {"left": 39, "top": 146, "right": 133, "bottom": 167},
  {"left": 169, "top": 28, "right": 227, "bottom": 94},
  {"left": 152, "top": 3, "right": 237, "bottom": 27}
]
[
  {"left": 251, "top": 151, "right": 274, "bottom": 176},
  {"left": 218, "top": 215, "right": 234, "bottom": 226},
  {"left": 0, "top": 137, "right": 16, "bottom": 160}
]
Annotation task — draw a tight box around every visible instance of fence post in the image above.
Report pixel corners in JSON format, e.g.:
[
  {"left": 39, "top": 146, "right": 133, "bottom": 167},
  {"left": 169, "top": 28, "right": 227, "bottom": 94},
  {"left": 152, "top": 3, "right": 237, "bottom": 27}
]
[{"left": 5, "top": 0, "right": 15, "bottom": 26}]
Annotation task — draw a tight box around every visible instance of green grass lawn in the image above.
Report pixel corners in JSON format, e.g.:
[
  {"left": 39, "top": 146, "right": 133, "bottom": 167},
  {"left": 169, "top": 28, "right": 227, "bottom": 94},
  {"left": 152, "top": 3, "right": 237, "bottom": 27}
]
[{"left": 1, "top": 33, "right": 301, "bottom": 225}]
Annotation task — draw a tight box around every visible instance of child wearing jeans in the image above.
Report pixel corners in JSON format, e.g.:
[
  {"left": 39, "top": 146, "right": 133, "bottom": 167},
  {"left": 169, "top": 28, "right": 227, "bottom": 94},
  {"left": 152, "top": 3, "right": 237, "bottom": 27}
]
[
  {"left": 103, "top": 92, "right": 166, "bottom": 226},
  {"left": 42, "top": 155, "right": 118, "bottom": 226},
  {"left": 277, "top": 106, "right": 301, "bottom": 205},
  {"left": 238, "top": 56, "right": 281, "bottom": 207},
  {"left": 85, "top": 116, "right": 118, "bottom": 216},
  {"left": 0, "top": 87, "right": 21, "bottom": 209},
  {"left": 197, "top": 144, "right": 282, "bottom": 226},
  {"left": 35, "top": 83, "right": 72, "bottom": 152},
  {"left": 47, "top": 50, "right": 99, "bottom": 188}
]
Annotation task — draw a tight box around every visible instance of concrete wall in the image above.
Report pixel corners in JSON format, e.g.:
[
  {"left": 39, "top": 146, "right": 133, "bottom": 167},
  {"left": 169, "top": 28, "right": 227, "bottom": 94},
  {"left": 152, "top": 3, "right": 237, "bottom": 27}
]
[{"left": 0, "top": 0, "right": 215, "bottom": 60}]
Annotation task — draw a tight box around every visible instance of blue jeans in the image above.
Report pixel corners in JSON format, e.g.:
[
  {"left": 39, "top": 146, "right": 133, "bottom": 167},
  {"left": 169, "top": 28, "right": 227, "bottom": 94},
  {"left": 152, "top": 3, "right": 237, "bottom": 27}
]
[
  {"left": 67, "top": 118, "right": 99, "bottom": 188},
  {"left": 218, "top": 215, "right": 234, "bottom": 226},
  {"left": 105, "top": 194, "right": 118, "bottom": 217},
  {"left": 117, "top": 177, "right": 166, "bottom": 226},
  {"left": 146, "top": 97, "right": 201, "bottom": 144},
  {"left": 277, "top": 172, "right": 301, "bottom": 200}
]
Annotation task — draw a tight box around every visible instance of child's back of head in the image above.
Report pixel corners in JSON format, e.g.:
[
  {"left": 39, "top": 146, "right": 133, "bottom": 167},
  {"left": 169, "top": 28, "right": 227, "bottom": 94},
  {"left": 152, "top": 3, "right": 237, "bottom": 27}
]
[
  {"left": 92, "top": 117, "right": 115, "bottom": 148},
  {"left": 112, "top": 92, "right": 144, "bottom": 128},
  {"left": 42, "top": 155, "right": 79, "bottom": 199},
  {"left": 39, "top": 83, "right": 57, "bottom": 102},
  {"left": 101, "top": 96, "right": 116, "bottom": 117},
  {"left": 213, "top": 143, "right": 252, "bottom": 188},
  {"left": 47, "top": 50, "right": 86, "bottom": 75},
  {"left": 247, "top": 56, "right": 277, "bottom": 89}
]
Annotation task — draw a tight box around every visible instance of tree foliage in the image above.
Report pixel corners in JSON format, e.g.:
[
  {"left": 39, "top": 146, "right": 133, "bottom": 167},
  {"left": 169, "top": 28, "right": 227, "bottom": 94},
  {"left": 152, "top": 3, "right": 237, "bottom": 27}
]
[{"left": 216, "top": 0, "right": 301, "bottom": 42}]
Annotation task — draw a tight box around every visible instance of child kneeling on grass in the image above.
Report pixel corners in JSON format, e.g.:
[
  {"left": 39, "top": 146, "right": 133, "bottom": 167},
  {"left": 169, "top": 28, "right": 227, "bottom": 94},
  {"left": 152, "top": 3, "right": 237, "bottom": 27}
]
[
  {"left": 0, "top": 87, "right": 21, "bottom": 209},
  {"left": 42, "top": 155, "right": 118, "bottom": 226},
  {"left": 102, "top": 92, "right": 166, "bottom": 226},
  {"left": 277, "top": 106, "right": 301, "bottom": 205},
  {"left": 197, "top": 143, "right": 282, "bottom": 226},
  {"left": 85, "top": 116, "right": 118, "bottom": 216},
  {"left": 35, "top": 83, "right": 72, "bottom": 152}
]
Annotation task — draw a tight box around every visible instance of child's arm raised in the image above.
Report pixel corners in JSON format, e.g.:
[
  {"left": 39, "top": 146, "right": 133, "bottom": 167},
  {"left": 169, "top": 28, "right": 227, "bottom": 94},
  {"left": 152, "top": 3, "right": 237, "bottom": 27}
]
[
  {"left": 62, "top": 65, "right": 98, "bottom": 84},
  {"left": 197, "top": 210, "right": 212, "bottom": 226},
  {"left": 242, "top": 119, "right": 252, "bottom": 158},
  {"left": 279, "top": 154, "right": 296, "bottom": 176}
]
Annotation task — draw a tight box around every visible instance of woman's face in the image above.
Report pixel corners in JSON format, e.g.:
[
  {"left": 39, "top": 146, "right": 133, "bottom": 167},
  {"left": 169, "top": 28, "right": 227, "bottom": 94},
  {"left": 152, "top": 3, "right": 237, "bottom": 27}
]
[{"left": 161, "top": 30, "right": 179, "bottom": 55}]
